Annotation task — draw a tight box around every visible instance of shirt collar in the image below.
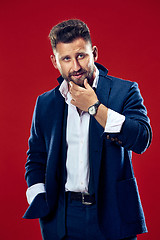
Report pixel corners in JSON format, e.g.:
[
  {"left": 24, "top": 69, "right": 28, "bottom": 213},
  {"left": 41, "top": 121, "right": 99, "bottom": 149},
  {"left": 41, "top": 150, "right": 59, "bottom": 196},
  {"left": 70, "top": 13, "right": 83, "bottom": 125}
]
[{"left": 59, "top": 66, "right": 99, "bottom": 102}]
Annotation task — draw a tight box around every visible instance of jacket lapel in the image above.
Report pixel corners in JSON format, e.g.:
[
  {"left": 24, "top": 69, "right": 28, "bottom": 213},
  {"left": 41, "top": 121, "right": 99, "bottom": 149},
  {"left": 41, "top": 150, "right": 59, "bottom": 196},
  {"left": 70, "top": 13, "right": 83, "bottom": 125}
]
[
  {"left": 46, "top": 87, "right": 67, "bottom": 208},
  {"left": 89, "top": 68, "right": 112, "bottom": 194}
]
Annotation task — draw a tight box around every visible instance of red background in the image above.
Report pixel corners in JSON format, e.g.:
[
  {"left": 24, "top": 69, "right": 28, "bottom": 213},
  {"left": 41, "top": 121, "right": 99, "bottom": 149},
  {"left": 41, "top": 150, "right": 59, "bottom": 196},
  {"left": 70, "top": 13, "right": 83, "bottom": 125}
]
[{"left": 0, "top": 0, "right": 159, "bottom": 239}]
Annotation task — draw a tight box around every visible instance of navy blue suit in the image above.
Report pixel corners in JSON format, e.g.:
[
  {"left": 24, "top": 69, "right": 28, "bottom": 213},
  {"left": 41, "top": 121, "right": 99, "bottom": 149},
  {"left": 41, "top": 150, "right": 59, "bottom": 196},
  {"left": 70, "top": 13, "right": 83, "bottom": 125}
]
[{"left": 24, "top": 63, "right": 152, "bottom": 239}]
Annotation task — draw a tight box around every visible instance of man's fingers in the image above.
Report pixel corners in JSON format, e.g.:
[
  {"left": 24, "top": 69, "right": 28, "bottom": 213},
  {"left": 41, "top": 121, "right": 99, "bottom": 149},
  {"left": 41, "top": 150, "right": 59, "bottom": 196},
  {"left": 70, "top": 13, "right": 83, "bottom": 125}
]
[
  {"left": 69, "top": 82, "right": 85, "bottom": 94},
  {"left": 69, "top": 81, "right": 78, "bottom": 89},
  {"left": 70, "top": 98, "right": 76, "bottom": 106},
  {"left": 84, "top": 79, "right": 89, "bottom": 89}
]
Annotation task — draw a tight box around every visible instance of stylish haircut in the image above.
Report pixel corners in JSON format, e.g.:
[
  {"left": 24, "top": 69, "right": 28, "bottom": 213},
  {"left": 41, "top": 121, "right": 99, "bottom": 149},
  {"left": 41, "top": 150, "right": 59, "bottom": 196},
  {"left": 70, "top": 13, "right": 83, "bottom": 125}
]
[{"left": 49, "top": 19, "right": 92, "bottom": 52}]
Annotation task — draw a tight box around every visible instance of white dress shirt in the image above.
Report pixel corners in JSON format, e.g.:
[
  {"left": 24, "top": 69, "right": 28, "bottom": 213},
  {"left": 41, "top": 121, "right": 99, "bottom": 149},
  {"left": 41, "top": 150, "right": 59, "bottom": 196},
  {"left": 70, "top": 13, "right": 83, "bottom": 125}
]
[{"left": 26, "top": 68, "right": 125, "bottom": 204}]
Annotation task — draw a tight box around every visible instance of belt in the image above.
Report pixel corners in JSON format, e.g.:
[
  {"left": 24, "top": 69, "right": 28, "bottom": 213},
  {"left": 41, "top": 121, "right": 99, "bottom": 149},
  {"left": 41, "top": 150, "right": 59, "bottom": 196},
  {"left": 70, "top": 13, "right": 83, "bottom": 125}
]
[{"left": 66, "top": 192, "right": 95, "bottom": 205}]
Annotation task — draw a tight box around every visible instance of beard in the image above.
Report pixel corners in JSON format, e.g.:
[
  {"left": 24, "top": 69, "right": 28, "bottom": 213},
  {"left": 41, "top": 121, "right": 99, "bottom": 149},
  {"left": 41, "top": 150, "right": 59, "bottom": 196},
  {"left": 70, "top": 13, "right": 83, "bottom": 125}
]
[{"left": 61, "top": 66, "right": 95, "bottom": 87}]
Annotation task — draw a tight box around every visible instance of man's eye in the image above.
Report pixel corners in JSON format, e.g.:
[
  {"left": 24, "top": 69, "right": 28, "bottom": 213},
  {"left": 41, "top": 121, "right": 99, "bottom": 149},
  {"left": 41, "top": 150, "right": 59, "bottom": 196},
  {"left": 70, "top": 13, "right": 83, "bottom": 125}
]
[
  {"left": 63, "top": 57, "right": 70, "bottom": 61},
  {"left": 78, "top": 54, "right": 85, "bottom": 59}
]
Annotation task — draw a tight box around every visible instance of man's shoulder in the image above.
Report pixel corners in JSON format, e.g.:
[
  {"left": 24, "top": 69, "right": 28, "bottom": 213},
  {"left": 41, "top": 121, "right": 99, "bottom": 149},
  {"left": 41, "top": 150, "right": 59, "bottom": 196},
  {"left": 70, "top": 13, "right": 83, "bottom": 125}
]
[
  {"left": 105, "top": 74, "right": 138, "bottom": 95},
  {"left": 96, "top": 63, "right": 137, "bottom": 89},
  {"left": 35, "top": 85, "right": 63, "bottom": 110},
  {"left": 39, "top": 85, "right": 60, "bottom": 99},
  {"left": 107, "top": 74, "right": 136, "bottom": 87}
]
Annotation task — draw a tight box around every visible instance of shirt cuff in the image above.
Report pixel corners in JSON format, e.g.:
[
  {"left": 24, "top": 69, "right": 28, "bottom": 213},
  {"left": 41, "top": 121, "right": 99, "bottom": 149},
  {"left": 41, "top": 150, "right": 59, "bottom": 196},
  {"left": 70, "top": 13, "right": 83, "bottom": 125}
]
[
  {"left": 105, "top": 108, "right": 125, "bottom": 133},
  {"left": 26, "top": 183, "right": 46, "bottom": 205}
]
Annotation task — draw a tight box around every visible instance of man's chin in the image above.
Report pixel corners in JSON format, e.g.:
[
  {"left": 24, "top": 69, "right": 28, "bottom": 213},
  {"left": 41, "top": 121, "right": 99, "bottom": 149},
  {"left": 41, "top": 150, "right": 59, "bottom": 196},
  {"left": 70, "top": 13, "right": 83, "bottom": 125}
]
[{"left": 70, "top": 78, "right": 86, "bottom": 87}]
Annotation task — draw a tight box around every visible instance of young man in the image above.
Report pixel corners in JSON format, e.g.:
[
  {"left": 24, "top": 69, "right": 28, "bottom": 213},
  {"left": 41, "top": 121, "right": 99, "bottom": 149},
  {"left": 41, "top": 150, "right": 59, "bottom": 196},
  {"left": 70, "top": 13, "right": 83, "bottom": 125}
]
[{"left": 24, "top": 19, "right": 152, "bottom": 240}]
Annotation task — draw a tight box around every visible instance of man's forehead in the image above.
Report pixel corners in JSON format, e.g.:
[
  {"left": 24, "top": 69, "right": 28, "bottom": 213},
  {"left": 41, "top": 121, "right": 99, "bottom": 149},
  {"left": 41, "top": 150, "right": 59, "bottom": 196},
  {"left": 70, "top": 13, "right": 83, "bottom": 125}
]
[{"left": 55, "top": 38, "right": 92, "bottom": 55}]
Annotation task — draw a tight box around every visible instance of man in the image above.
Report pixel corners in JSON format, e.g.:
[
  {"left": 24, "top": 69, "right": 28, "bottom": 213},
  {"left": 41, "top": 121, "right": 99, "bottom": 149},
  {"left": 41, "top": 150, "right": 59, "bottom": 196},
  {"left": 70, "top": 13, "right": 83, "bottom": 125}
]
[{"left": 24, "top": 19, "right": 152, "bottom": 240}]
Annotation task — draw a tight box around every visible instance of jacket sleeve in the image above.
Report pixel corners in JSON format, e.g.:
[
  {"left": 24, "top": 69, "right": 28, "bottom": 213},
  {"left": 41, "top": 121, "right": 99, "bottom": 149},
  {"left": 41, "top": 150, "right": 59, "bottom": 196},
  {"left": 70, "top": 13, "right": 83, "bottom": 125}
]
[
  {"left": 25, "top": 96, "right": 47, "bottom": 187},
  {"left": 103, "top": 82, "right": 152, "bottom": 154}
]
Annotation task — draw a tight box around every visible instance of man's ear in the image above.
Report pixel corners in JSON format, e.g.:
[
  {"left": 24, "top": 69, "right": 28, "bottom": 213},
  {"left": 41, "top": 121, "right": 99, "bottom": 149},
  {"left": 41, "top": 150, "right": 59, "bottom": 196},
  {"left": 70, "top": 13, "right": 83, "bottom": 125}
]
[
  {"left": 92, "top": 46, "right": 98, "bottom": 62},
  {"left": 50, "top": 54, "right": 58, "bottom": 69}
]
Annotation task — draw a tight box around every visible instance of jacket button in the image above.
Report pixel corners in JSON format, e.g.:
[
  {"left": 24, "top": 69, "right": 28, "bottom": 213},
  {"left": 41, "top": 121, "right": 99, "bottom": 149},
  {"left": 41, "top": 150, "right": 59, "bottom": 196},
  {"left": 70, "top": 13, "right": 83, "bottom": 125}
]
[
  {"left": 118, "top": 140, "right": 122, "bottom": 145},
  {"left": 111, "top": 138, "right": 115, "bottom": 141},
  {"left": 106, "top": 135, "right": 110, "bottom": 139}
]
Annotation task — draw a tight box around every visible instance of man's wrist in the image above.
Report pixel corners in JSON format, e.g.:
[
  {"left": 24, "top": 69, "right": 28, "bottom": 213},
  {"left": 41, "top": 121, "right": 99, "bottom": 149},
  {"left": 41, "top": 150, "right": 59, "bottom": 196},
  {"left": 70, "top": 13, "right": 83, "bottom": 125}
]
[{"left": 88, "top": 100, "right": 101, "bottom": 116}]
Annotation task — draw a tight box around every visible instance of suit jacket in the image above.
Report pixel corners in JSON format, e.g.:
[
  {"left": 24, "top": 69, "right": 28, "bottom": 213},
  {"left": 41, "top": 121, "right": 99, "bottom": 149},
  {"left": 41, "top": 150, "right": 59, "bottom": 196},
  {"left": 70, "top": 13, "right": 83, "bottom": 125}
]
[{"left": 24, "top": 63, "right": 152, "bottom": 239}]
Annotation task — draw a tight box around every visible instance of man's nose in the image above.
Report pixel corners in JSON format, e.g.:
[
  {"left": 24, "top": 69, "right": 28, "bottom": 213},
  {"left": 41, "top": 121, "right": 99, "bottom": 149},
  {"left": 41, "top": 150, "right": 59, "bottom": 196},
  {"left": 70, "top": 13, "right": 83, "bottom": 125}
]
[{"left": 72, "top": 59, "right": 81, "bottom": 71}]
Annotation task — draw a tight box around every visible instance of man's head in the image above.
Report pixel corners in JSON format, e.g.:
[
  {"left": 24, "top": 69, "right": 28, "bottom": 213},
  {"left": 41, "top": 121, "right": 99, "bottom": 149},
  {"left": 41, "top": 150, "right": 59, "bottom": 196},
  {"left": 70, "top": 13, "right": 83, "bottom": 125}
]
[
  {"left": 49, "top": 19, "right": 92, "bottom": 52},
  {"left": 49, "top": 19, "right": 98, "bottom": 87}
]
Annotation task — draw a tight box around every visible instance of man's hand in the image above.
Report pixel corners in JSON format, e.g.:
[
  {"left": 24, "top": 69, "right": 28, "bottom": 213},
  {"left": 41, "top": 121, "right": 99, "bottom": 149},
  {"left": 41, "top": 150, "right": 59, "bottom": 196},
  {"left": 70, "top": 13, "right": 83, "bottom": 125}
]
[{"left": 69, "top": 79, "right": 98, "bottom": 112}]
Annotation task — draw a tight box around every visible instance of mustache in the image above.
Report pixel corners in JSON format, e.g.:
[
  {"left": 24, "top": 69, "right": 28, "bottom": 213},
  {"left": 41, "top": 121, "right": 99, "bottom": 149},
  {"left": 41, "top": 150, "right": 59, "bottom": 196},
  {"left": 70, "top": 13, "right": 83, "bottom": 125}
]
[{"left": 69, "top": 69, "right": 87, "bottom": 77}]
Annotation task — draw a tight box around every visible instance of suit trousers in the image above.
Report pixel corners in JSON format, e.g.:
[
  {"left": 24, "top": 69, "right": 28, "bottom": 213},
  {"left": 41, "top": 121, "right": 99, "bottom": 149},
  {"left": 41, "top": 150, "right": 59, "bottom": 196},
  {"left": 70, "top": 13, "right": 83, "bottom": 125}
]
[
  {"left": 39, "top": 193, "right": 137, "bottom": 240},
  {"left": 64, "top": 194, "right": 137, "bottom": 240}
]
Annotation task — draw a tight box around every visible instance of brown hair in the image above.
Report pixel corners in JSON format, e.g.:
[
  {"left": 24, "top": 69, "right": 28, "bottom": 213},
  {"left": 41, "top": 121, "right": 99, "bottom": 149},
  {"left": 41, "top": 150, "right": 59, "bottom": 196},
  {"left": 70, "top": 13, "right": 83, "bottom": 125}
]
[{"left": 49, "top": 19, "right": 92, "bottom": 52}]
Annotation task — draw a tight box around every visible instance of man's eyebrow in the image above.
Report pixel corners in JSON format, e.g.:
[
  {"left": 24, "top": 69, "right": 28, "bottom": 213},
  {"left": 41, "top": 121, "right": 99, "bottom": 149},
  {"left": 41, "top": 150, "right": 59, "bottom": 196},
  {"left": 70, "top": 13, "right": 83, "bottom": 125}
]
[{"left": 75, "top": 51, "right": 87, "bottom": 56}]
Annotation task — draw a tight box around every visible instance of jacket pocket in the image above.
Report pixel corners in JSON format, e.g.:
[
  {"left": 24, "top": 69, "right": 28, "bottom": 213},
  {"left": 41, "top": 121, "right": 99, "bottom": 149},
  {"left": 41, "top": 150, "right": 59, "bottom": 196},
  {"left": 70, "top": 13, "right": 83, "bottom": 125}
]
[
  {"left": 23, "top": 192, "right": 50, "bottom": 219},
  {"left": 117, "top": 177, "right": 145, "bottom": 223}
]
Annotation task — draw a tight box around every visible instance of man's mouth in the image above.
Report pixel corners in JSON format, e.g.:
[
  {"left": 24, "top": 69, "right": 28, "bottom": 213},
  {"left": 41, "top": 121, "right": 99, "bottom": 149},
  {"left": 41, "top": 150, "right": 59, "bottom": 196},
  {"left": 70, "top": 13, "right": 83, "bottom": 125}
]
[
  {"left": 70, "top": 70, "right": 86, "bottom": 79},
  {"left": 72, "top": 73, "right": 84, "bottom": 79}
]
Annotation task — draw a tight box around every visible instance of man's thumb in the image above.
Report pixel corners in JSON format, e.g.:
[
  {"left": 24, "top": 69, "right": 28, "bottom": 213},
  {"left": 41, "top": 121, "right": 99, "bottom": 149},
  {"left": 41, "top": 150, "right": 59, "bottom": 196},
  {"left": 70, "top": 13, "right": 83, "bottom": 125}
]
[{"left": 84, "top": 79, "right": 90, "bottom": 89}]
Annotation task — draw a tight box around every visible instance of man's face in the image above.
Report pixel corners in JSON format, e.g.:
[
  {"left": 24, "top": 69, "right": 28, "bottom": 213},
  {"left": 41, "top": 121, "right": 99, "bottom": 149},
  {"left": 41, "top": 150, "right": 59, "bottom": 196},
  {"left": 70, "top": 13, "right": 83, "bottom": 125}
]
[{"left": 51, "top": 38, "right": 98, "bottom": 87}]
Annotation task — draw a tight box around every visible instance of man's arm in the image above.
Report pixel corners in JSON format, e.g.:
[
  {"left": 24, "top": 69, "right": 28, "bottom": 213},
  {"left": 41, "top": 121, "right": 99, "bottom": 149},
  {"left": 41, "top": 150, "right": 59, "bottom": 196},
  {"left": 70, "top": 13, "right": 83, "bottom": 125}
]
[
  {"left": 24, "top": 97, "right": 50, "bottom": 218},
  {"left": 105, "top": 82, "right": 152, "bottom": 154},
  {"left": 69, "top": 79, "right": 152, "bottom": 154},
  {"left": 25, "top": 97, "right": 47, "bottom": 187},
  {"left": 24, "top": 97, "right": 47, "bottom": 209}
]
